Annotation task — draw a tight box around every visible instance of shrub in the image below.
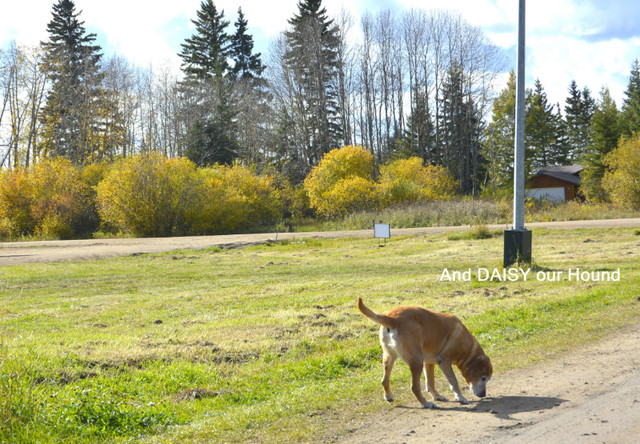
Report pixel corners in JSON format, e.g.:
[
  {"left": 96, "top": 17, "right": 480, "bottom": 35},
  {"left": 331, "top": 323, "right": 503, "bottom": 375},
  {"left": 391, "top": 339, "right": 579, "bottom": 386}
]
[
  {"left": 0, "top": 159, "right": 98, "bottom": 239},
  {"left": 34, "top": 159, "right": 100, "bottom": 238},
  {"left": 0, "top": 168, "right": 35, "bottom": 236},
  {"left": 304, "top": 146, "right": 380, "bottom": 218},
  {"left": 96, "top": 154, "right": 201, "bottom": 237},
  {"left": 321, "top": 176, "right": 381, "bottom": 219},
  {"left": 378, "top": 157, "right": 458, "bottom": 205},
  {"left": 602, "top": 136, "right": 640, "bottom": 210},
  {"left": 191, "top": 164, "right": 282, "bottom": 234}
]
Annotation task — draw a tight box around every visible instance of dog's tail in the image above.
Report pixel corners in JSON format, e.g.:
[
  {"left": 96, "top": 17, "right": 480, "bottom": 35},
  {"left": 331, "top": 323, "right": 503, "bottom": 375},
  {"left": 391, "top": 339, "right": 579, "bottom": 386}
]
[{"left": 357, "top": 297, "right": 396, "bottom": 328}]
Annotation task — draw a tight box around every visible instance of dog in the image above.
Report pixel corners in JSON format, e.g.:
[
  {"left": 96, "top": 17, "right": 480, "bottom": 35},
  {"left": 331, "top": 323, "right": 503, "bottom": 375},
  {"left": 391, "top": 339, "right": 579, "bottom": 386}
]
[{"left": 357, "top": 297, "right": 492, "bottom": 409}]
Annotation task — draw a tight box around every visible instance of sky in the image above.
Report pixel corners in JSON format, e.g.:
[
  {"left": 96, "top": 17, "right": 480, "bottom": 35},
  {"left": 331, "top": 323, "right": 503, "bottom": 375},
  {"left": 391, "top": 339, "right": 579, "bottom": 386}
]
[{"left": 2, "top": 0, "right": 640, "bottom": 109}]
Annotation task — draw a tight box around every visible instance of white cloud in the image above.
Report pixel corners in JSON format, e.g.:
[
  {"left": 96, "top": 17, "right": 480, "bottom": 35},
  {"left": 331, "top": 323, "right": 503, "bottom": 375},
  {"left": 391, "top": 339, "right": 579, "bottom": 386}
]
[
  {"left": 0, "top": 2, "right": 52, "bottom": 46},
  {"left": 3, "top": 0, "right": 639, "bottom": 107}
]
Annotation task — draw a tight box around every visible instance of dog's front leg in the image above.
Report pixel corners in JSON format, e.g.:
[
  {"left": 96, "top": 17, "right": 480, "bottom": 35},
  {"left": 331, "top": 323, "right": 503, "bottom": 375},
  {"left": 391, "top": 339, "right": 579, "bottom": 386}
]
[
  {"left": 437, "top": 358, "right": 469, "bottom": 405},
  {"left": 409, "top": 360, "right": 436, "bottom": 409},
  {"left": 424, "top": 363, "right": 447, "bottom": 401}
]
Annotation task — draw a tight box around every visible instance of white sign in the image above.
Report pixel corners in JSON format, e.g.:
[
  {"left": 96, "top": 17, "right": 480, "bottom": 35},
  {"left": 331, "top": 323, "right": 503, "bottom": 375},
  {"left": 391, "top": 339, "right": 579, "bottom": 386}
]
[{"left": 373, "top": 223, "right": 390, "bottom": 239}]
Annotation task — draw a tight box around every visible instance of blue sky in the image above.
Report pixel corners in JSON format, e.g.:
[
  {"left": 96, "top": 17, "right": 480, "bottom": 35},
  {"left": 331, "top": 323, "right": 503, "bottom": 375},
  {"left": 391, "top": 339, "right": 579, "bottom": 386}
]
[{"left": 3, "top": 0, "right": 640, "bottom": 107}]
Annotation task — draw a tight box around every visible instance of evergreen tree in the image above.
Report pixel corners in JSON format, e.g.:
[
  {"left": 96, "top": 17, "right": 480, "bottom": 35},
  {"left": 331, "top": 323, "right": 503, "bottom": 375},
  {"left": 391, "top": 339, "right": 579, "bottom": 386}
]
[
  {"left": 179, "top": 0, "right": 230, "bottom": 79},
  {"left": 40, "top": 0, "right": 105, "bottom": 164},
  {"left": 620, "top": 59, "right": 640, "bottom": 136},
  {"left": 525, "top": 79, "right": 567, "bottom": 172},
  {"left": 404, "top": 90, "right": 434, "bottom": 162},
  {"left": 228, "top": 8, "right": 272, "bottom": 165},
  {"left": 284, "top": 0, "right": 343, "bottom": 169},
  {"left": 438, "top": 63, "right": 484, "bottom": 195},
  {"left": 179, "top": 0, "right": 237, "bottom": 166},
  {"left": 229, "top": 8, "right": 266, "bottom": 82},
  {"left": 581, "top": 87, "right": 621, "bottom": 201},
  {"left": 484, "top": 70, "right": 516, "bottom": 192},
  {"left": 551, "top": 103, "right": 570, "bottom": 165},
  {"left": 564, "top": 80, "right": 595, "bottom": 162}
]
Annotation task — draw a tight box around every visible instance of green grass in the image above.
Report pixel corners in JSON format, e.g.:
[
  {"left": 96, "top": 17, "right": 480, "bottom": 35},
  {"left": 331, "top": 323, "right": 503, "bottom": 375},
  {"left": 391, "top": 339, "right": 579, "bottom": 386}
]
[{"left": 1, "top": 227, "right": 640, "bottom": 442}]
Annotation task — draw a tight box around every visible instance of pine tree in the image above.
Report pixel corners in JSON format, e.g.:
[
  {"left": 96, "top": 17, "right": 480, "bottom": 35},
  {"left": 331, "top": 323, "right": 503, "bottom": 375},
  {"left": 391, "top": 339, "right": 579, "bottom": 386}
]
[
  {"left": 581, "top": 87, "right": 621, "bottom": 201},
  {"left": 40, "top": 0, "right": 105, "bottom": 164},
  {"left": 229, "top": 8, "right": 266, "bottom": 82},
  {"left": 284, "top": 0, "right": 343, "bottom": 169},
  {"left": 179, "top": 0, "right": 230, "bottom": 79},
  {"left": 620, "top": 59, "right": 640, "bottom": 136}
]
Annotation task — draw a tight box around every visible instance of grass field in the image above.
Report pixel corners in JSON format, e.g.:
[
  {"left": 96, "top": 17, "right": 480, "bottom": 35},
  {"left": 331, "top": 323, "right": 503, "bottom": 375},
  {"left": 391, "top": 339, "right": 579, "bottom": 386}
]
[{"left": 1, "top": 226, "right": 640, "bottom": 443}]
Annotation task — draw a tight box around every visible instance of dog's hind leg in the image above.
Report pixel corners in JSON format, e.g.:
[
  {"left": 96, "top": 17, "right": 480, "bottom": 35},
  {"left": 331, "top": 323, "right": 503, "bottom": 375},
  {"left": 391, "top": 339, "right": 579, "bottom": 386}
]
[
  {"left": 409, "top": 359, "right": 436, "bottom": 409},
  {"left": 381, "top": 349, "right": 396, "bottom": 402},
  {"left": 424, "top": 363, "right": 447, "bottom": 401}
]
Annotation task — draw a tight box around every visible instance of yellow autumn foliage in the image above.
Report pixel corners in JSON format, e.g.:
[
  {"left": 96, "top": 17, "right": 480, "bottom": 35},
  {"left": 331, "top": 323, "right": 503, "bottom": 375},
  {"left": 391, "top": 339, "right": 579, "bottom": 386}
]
[
  {"left": 304, "top": 145, "right": 380, "bottom": 218},
  {"left": 190, "top": 164, "right": 282, "bottom": 234},
  {"left": 96, "top": 154, "right": 201, "bottom": 237},
  {"left": 602, "top": 136, "right": 640, "bottom": 209},
  {"left": 0, "top": 158, "right": 98, "bottom": 239},
  {"left": 0, "top": 168, "right": 36, "bottom": 236},
  {"left": 378, "top": 157, "right": 457, "bottom": 205}
]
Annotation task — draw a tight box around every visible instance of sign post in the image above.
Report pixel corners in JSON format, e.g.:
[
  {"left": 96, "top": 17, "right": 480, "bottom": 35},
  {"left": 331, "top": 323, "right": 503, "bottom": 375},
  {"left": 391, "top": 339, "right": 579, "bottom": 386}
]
[
  {"left": 373, "top": 222, "right": 390, "bottom": 247},
  {"left": 504, "top": 0, "right": 532, "bottom": 267}
]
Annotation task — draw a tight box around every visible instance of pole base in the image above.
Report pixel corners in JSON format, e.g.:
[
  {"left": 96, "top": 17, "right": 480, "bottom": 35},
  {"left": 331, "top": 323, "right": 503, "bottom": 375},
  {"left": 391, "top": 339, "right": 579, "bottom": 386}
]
[{"left": 504, "top": 229, "right": 532, "bottom": 267}]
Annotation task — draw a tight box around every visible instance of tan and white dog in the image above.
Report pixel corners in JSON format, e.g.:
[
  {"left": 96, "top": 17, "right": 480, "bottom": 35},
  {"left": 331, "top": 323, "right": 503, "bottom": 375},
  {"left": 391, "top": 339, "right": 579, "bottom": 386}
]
[{"left": 357, "top": 297, "right": 492, "bottom": 408}]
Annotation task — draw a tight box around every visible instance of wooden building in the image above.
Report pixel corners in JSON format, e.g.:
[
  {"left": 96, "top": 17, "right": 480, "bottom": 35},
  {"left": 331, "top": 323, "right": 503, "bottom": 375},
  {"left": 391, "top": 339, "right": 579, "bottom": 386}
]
[{"left": 527, "top": 165, "right": 583, "bottom": 202}]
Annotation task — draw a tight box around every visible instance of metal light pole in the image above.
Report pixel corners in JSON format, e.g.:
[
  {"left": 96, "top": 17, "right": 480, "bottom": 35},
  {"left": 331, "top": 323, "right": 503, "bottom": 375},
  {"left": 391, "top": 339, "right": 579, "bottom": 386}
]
[{"left": 504, "top": 0, "right": 532, "bottom": 266}]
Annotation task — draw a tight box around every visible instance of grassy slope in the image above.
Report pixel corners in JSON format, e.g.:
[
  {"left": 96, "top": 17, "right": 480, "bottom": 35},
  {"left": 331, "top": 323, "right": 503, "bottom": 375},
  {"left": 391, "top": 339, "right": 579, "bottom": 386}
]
[{"left": 1, "top": 227, "right": 639, "bottom": 442}]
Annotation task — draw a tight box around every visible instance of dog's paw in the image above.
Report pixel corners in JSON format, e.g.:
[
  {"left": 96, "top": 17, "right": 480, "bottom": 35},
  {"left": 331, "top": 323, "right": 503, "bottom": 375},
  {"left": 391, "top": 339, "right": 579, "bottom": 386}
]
[
  {"left": 384, "top": 394, "right": 394, "bottom": 403},
  {"left": 433, "top": 394, "right": 447, "bottom": 402},
  {"left": 421, "top": 402, "right": 437, "bottom": 409},
  {"left": 455, "top": 394, "right": 469, "bottom": 405}
]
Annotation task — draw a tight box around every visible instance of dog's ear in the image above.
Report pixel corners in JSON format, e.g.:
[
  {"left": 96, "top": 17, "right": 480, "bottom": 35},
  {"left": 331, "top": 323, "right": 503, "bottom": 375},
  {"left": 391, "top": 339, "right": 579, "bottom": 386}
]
[
  {"left": 471, "top": 354, "right": 493, "bottom": 378},
  {"left": 464, "top": 354, "right": 492, "bottom": 383}
]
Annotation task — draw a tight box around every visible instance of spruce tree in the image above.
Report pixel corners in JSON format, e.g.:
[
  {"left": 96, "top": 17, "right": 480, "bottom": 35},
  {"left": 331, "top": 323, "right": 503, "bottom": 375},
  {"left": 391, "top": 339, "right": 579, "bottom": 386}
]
[
  {"left": 564, "top": 80, "right": 595, "bottom": 162},
  {"left": 179, "top": 0, "right": 237, "bottom": 166},
  {"left": 40, "top": 0, "right": 105, "bottom": 164},
  {"left": 484, "top": 70, "right": 516, "bottom": 191},
  {"left": 284, "top": 0, "right": 342, "bottom": 168},
  {"left": 179, "top": 0, "right": 230, "bottom": 79},
  {"left": 229, "top": 8, "right": 265, "bottom": 82},
  {"left": 438, "top": 63, "right": 484, "bottom": 195},
  {"left": 620, "top": 59, "right": 640, "bottom": 136},
  {"left": 404, "top": 90, "right": 434, "bottom": 162},
  {"left": 581, "top": 87, "right": 621, "bottom": 201},
  {"left": 525, "top": 79, "right": 567, "bottom": 172}
]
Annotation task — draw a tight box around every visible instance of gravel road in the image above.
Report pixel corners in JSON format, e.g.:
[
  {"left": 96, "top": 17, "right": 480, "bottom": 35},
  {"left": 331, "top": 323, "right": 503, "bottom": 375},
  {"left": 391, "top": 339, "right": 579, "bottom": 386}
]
[{"left": 1, "top": 218, "right": 639, "bottom": 267}]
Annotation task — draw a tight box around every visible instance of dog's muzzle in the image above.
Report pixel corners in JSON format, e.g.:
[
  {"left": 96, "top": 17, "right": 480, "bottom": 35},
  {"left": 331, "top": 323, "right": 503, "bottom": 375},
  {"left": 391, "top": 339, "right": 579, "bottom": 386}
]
[{"left": 471, "top": 381, "right": 487, "bottom": 398}]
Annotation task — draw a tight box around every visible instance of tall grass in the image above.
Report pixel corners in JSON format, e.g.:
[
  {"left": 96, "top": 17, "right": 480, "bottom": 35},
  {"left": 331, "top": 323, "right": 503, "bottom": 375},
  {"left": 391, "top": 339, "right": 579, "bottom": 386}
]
[
  {"left": 304, "top": 199, "right": 637, "bottom": 232},
  {"left": 318, "top": 199, "right": 510, "bottom": 231}
]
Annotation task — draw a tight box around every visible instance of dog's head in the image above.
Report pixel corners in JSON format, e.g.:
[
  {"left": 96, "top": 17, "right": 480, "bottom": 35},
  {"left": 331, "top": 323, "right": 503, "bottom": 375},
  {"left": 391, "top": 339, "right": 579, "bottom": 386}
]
[{"left": 461, "top": 353, "right": 493, "bottom": 398}]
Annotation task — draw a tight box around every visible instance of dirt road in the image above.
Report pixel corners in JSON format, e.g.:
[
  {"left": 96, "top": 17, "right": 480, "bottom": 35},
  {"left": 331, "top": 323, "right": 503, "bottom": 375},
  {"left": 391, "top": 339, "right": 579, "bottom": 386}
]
[
  {"left": 340, "top": 321, "right": 640, "bottom": 444},
  {"left": 1, "top": 218, "right": 639, "bottom": 267}
]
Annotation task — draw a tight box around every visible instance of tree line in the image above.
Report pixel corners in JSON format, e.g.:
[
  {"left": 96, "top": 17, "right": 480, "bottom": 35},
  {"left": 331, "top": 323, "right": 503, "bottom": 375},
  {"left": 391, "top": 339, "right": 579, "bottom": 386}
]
[
  {"left": 487, "top": 61, "right": 640, "bottom": 202},
  {"left": 0, "top": 0, "right": 502, "bottom": 193},
  {"left": 1, "top": 0, "right": 639, "bottom": 203}
]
